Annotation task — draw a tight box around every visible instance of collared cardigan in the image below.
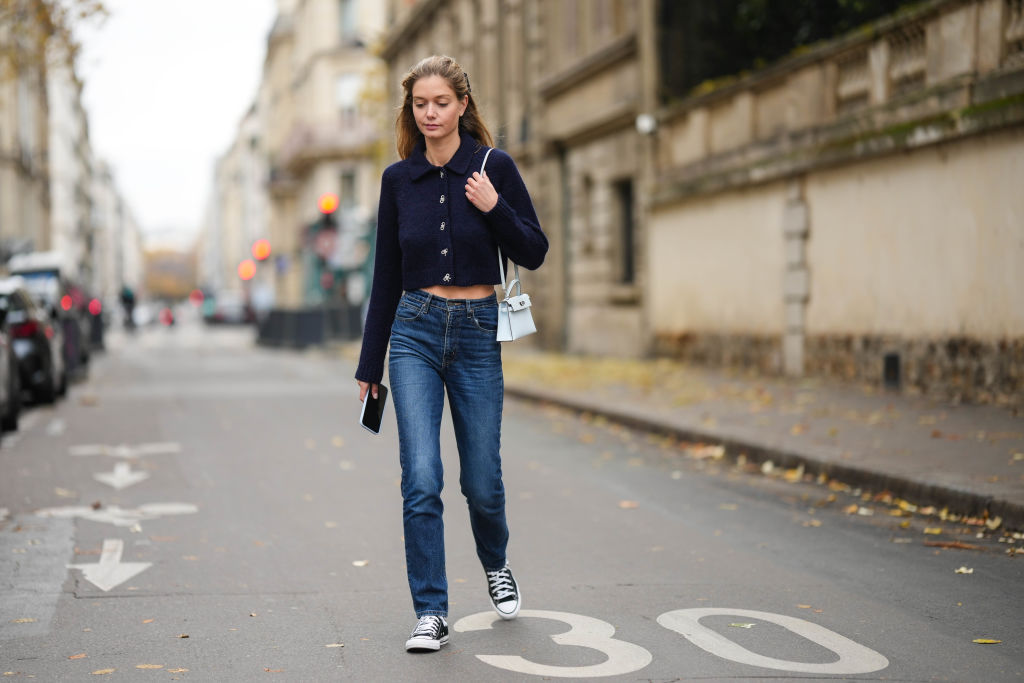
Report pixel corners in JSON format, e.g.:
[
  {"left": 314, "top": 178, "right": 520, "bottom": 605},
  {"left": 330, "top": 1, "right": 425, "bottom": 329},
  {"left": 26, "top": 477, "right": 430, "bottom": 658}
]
[{"left": 355, "top": 132, "right": 549, "bottom": 384}]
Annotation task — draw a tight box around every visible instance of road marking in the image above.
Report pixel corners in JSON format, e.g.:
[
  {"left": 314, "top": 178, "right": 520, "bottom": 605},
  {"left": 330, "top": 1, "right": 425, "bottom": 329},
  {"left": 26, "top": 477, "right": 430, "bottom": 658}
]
[
  {"left": 34, "top": 503, "right": 198, "bottom": 528},
  {"left": 657, "top": 608, "right": 889, "bottom": 675},
  {"left": 454, "top": 610, "right": 652, "bottom": 678},
  {"left": 69, "top": 442, "right": 181, "bottom": 458},
  {"left": 67, "top": 539, "right": 152, "bottom": 592},
  {"left": 93, "top": 462, "right": 151, "bottom": 490}
]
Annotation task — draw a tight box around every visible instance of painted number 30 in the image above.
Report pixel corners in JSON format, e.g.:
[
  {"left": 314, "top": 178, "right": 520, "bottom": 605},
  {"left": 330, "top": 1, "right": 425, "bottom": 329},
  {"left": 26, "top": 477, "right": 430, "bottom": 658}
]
[{"left": 454, "top": 608, "right": 889, "bottom": 679}]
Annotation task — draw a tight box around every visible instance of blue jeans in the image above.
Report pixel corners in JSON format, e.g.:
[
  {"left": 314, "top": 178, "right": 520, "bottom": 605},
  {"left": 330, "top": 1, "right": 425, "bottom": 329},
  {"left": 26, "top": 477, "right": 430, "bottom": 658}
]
[{"left": 388, "top": 289, "right": 508, "bottom": 618}]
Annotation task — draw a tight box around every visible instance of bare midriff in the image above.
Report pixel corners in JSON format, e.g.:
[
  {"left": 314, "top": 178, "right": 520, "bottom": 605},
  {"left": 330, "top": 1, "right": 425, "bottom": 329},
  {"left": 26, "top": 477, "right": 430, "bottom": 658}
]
[{"left": 422, "top": 284, "right": 496, "bottom": 300}]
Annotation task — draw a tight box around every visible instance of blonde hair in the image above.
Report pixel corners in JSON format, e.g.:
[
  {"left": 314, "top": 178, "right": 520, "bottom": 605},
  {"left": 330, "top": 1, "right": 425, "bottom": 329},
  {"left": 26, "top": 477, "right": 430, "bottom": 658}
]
[{"left": 396, "top": 55, "right": 494, "bottom": 160}]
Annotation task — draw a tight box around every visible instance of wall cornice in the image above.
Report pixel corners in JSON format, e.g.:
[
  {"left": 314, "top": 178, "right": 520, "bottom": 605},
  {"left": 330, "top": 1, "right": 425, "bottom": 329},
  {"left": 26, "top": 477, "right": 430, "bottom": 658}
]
[
  {"left": 379, "top": 0, "right": 445, "bottom": 61},
  {"left": 537, "top": 34, "right": 637, "bottom": 100}
]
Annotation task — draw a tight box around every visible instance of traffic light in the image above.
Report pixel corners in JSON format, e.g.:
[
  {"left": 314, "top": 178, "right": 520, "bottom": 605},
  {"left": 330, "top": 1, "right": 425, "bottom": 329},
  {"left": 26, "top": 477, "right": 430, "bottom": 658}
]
[
  {"left": 252, "top": 239, "right": 271, "bottom": 261},
  {"left": 318, "top": 193, "right": 339, "bottom": 215},
  {"left": 238, "top": 259, "right": 256, "bottom": 281}
]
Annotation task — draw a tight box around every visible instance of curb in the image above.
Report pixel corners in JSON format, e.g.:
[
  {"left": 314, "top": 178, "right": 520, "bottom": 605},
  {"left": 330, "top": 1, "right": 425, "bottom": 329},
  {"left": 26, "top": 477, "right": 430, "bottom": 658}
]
[{"left": 505, "top": 384, "right": 1024, "bottom": 532}]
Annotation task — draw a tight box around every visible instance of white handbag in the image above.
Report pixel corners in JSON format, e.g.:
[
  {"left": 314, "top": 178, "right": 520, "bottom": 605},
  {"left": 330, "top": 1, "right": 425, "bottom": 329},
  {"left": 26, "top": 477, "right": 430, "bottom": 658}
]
[{"left": 480, "top": 148, "right": 537, "bottom": 343}]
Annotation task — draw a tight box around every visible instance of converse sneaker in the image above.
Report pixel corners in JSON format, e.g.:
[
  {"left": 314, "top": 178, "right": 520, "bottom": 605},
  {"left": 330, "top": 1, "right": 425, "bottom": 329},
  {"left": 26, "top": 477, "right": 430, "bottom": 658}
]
[
  {"left": 405, "top": 615, "right": 449, "bottom": 652},
  {"left": 485, "top": 564, "right": 521, "bottom": 619}
]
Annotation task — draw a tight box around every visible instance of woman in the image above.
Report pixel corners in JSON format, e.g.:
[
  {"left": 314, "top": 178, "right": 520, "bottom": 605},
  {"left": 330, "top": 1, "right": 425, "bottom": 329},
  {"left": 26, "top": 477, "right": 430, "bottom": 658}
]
[{"left": 355, "top": 55, "right": 548, "bottom": 652}]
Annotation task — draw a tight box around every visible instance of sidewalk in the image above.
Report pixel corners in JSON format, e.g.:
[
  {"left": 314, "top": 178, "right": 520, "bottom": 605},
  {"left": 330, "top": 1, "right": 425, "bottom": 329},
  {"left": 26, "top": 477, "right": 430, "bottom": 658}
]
[{"left": 500, "top": 348, "right": 1024, "bottom": 530}]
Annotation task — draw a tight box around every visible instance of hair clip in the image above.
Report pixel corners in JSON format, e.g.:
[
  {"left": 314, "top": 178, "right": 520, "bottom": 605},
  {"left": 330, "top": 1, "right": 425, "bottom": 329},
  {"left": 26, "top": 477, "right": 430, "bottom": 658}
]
[{"left": 465, "top": 73, "right": 471, "bottom": 94}]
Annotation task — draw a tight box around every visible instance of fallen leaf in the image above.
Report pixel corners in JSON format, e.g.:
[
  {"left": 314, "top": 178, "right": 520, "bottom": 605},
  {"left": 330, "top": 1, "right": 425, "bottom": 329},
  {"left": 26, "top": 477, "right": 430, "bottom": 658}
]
[
  {"left": 176, "top": 634, "right": 189, "bottom": 638},
  {"left": 136, "top": 664, "right": 163, "bottom": 669},
  {"left": 10, "top": 618, "right": 36, "bottom": 624},
  {"left": 802, "top": 519, "right": 823, "bottom": 527},
  {"left": 796, "top": 604, "right": 812, "bottom": 609},
  {"left": 332, "top": 436, "right": 345, "bottom": 448},
  {"left": 843, "top": 504, "right": 859, "bottom": 515},
  {"left": 618, "top": 500, "right": 638, "bottom": 509},
  {"left": 167, "top": 669, "right": 189, "bottom": 673},
  {"left": 954, "top": 566, "right": 974, "bottom": 574},
  {"left": 973, "top": 639, "right": 1001, "bottom": 644},
  {"left": 790, "top": 424, "right": 807, "bottom": 435},
  {"left": 923, "top": 527, "right": 943, "bottom": 535},
  {"left": 985, "top": 516, "right": 1003, "bottom": 531},
  {"left": 91, "top": 670, "right": 115, "bottom": 676},
  {"left": 924, "top": 540, "right": 982, "bottom": 550},
  {"left": 265, "top": 668, "right": 284, "bottom": 673},
  {"left": 352, "top": 560, "right": 369, "bottom": 567},
  {"left": 729, "top": 623, "right": 755, "bottom": 628},
  {"left": 718, "top": 503, "right": 738, "bottom": 511},
  {"left": 325, "top": 643, "right": 345, "bottom": 648},
  {"left": 142, "top": 619, "right": 154, "bottom": 624},
  {"left": 68, "top": 654, "right": 88, "bottom": 660}
]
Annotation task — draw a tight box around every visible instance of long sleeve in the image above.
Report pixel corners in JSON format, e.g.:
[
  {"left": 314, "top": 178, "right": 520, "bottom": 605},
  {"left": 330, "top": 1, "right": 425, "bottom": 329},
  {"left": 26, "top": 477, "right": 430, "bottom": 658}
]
[
  {"left": 481, "top": 150, "right": 548, "bottom": 271},
  {"left": 355, "top": 167, "right": 403, "bottom": 384}
]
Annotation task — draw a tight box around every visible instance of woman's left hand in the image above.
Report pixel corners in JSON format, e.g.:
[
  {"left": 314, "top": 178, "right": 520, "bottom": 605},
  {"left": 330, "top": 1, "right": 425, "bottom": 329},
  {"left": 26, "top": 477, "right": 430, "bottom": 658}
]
[{"left": 465, "top": 172, "right": 498, "bottom": 213}]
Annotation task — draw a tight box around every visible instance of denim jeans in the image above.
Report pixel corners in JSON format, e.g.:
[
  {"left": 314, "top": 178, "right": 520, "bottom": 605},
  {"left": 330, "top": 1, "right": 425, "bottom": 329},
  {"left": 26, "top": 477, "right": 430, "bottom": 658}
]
[{"left": 388, "top": 289, "right": 508, "bottom": 618}]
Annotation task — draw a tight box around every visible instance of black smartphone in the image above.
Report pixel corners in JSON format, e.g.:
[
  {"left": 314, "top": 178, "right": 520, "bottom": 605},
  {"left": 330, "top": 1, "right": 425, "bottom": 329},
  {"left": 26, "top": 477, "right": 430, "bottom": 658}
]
[{"left": 359, "top": 385, "right": 388, "bottom": 435}]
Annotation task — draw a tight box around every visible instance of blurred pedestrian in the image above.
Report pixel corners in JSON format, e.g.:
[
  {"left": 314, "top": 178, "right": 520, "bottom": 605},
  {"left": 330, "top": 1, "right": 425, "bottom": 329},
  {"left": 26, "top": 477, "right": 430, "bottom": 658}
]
[{"left": 355, "top": 55, "right": 548, "bottom": 652}]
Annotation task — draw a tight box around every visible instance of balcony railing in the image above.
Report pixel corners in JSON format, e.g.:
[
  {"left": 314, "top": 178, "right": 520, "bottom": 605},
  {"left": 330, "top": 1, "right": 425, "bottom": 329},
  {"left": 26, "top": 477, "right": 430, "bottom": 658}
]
[{"left": 278, "top": 118, "right": 380, "bottom": 171}]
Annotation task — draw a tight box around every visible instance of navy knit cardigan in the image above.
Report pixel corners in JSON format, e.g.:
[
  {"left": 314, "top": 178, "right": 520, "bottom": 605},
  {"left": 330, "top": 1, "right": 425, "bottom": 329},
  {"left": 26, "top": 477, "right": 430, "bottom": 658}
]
[{"left": 355, "top": 132, "right": 549, "bottom": 383}]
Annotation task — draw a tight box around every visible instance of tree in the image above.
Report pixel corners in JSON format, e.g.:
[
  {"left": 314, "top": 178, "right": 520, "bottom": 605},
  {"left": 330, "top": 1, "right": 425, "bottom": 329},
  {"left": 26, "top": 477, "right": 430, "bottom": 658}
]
[
  {"left": 0, "top": 0, "right": 106, "bottom": 82},
  {"left": 658, "top": 0, "right": 908, "bottom": 103}
]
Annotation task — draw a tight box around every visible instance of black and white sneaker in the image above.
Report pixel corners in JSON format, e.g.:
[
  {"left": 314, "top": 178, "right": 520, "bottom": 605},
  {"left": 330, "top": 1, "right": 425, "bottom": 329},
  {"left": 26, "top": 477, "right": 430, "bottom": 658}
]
[
  {"left": 485, "top": 564, "right": 521, "bottom": 620},
  {"left": 405, "top": 615, "right": 449, "bottom": 652}
]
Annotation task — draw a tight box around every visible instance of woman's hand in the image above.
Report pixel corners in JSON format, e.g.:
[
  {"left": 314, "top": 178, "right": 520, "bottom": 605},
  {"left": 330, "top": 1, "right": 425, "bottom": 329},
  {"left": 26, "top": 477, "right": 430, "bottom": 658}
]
[
  {"left": 465, "top": 171, "right": 498, "bottom": 213},
  {"left": 358, "top": 381, "right": 379, "bottom": 402}
]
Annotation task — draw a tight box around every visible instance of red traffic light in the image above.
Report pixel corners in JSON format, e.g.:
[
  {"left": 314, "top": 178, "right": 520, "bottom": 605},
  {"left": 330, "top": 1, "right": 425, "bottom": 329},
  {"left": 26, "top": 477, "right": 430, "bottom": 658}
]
[
  {"left": 252, "top": 238, "right": 271, "bottom": 261},
  {"left": 61, "top": 295, "right": 73, "bottom": 311},
  {"left": 238, "top": 259, "right": 257, "bottom": 281},
  {"left": 318, "top": 193, "right": 339, "bottom": 214}
]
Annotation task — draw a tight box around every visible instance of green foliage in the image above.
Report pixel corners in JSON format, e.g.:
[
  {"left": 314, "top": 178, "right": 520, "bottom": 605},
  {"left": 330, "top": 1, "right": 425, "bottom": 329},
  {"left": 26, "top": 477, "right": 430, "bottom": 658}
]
[
  {"left": 0, "top": 0, "right": 107, "bottom": 81},
  {"left": 658, "top": 0, "right": 908, "bottom": 103}
]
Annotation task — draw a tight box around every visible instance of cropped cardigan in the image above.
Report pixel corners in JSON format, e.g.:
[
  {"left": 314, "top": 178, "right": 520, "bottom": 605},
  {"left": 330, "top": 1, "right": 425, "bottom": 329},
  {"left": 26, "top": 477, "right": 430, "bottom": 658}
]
[{"left": 354, "top": 132, "right": 549, "bottom": 383}]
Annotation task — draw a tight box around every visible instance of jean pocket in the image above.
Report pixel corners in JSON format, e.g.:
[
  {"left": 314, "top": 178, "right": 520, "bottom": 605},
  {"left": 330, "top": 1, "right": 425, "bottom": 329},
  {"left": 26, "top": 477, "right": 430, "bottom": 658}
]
[
  {"left": 395, "top": 298, "right": 426, "bottom": 322},
  {"left": 469, "top": 305, "right": 498, "bottom": 333}
]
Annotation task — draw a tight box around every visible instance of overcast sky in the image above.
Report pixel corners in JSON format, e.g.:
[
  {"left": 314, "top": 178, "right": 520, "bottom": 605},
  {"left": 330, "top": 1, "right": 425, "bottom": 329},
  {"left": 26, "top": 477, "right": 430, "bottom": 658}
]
[{"left": 78, "top": 0, "right": 277, "bottom": 250}]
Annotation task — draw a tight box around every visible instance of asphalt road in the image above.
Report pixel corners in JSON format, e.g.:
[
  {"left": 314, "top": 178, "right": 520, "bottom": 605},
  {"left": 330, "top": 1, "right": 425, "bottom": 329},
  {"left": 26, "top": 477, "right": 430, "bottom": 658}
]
[{"left": 1, "top": 318, "right": 1021, "bottom": 682}]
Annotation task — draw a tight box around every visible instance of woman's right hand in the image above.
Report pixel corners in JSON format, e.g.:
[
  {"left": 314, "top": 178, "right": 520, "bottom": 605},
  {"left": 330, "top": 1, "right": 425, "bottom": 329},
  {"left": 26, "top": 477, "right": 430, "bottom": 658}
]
[{"left": 358, "top": 381, "right": 379, "bottom": 402}]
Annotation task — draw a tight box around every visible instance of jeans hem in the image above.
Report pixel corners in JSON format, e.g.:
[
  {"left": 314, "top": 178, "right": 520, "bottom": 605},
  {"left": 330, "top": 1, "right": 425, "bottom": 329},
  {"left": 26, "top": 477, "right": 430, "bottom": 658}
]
[{"left": 416, "top": 610, "right": 448, "bottom": 619}]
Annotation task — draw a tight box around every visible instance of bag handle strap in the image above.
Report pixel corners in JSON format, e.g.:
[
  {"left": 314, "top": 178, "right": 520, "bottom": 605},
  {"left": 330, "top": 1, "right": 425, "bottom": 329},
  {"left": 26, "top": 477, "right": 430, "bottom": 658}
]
[{"left": 480, "top": 147, "right": 522, "bottom": 299}]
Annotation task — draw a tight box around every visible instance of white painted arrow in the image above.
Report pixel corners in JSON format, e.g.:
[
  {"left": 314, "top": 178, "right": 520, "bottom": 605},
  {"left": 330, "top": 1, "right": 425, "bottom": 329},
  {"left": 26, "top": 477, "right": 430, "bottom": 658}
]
[
  {"left": 69, "top": 442, "right": 182, "bottom": 458},
  {"left": 93, "top": 462, "right": 151, "bottom": 490},
  {"left": 68, "top": 539, "right": 152, "bottom": 592}
]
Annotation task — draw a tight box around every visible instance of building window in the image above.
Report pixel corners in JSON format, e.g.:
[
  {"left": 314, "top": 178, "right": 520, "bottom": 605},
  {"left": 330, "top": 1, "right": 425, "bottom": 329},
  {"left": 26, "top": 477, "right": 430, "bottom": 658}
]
[
  {"left": 613, "top": 179, "right": 635, "bottom": 285},
  {"left": 340, "top": 171, "right": 357, "bottom": 209},
  {"left": 336, "top": 73, "right": 361, "bottom": 124},
  {"left": 339, "top": 0, "right": 357, "bottom": 43}
]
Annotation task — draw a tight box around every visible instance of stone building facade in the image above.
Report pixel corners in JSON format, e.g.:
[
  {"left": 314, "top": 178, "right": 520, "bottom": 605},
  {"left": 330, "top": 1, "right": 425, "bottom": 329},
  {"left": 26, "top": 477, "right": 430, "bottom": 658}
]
[
  {"left": 382, "top": 0, "right": 1024, "bottom": 405},
  {"left": 0, "top": 37, "right": 50, "bottom": 261},
  {"left": 261, "top": 0, "right": 386, "bottom": 309}
]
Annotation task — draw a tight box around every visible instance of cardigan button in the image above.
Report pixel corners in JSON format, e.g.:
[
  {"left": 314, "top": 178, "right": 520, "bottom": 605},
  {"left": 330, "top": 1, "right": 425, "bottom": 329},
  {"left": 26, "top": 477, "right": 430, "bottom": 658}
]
[
  {"left": 443, "top": 273, "right": 451, "bottom": 282},
  {"left": 441, "top": 248, "right": 448, "bottom": 256},
  {"left": 440, "top": 170, "right": 445, "bottom": 178},
  {"left": 440, "top": 195, "right": 445, "bottom": 204},
  {"left": 440, "top": 222, "right": 445, "bottom": 230}
]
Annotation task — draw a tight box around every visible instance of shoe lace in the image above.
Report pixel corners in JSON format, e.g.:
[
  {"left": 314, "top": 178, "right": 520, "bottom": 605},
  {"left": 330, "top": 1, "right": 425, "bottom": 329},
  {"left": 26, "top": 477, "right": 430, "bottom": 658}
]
[
  {"left": 486, "top": 567, "right": 516, "bottom": 602},
  {"left": 411, "top": 615, "right": 443, "bottom": 638}
]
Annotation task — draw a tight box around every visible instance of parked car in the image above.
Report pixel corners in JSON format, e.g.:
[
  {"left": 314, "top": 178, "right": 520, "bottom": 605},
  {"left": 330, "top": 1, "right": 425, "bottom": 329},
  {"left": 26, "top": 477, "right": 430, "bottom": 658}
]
[
  {"left": 203, "top": 292, "right": 255, "bottom": 325},
  {"left": 0, "top": 306, "right": 21, "bottom": 432},
  {"left": 0, "top": 278, "right": 66, "bottom": 404},
  {"left": 7, "top": 251, "right": 91, "bottom": 379}
]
